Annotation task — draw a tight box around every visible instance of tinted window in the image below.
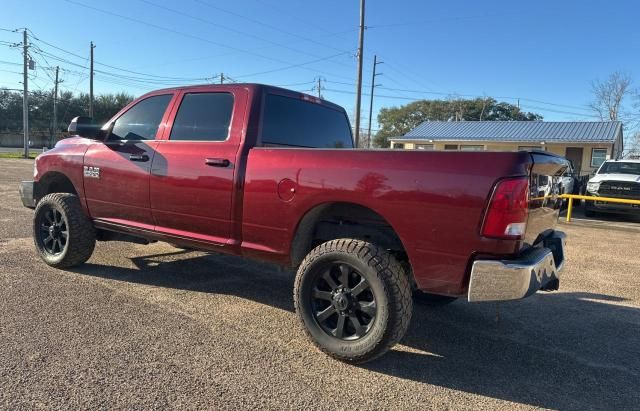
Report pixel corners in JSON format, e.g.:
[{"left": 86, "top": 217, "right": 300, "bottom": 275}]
[
  {"left": 110, "top": 94, "right": 172, "bottom": 140},
  {"left": 170, "top": 93, "right": 234, "bottom": 141},
  {"left": 261, "top": 94, "right": 353, "bottom": 148}
]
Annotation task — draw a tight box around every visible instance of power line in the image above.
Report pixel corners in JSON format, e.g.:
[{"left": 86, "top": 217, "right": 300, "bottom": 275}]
[
  {"left": 192, "top": 0, "right": 349, "bottom": 54},
  {"left": 30, "top": 41, "right": 344, "bottom": 90},
  {"left": 0, "top": 60, "right": 21, "bottom": 66},
  {"left": 138, "top": 0, "right": 353, "bottom": 70},
  {"left": 325, "top": 87, "right": 594, "bottom": 118},
  {"left": 63, "top": 0, "right": 355, "bottom": 82},
  {"left": 274, "top": 81, "right": 316, "bottom": 88},
  {"left": 325, "top": 80, "right": 593, "bottom": 115},
  {"left": 28, "top": 32, "right": 212, "bottom": 82},
  {"left": 31, "top": 48, "right": 208, "bottom": 86},
  {"left": 235, "top": 52, "right": 349, "bottom": 79}
]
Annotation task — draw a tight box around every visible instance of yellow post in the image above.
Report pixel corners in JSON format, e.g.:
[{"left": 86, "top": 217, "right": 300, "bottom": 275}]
[{"left": 566, "top": 197, "right": 573, "bottom": 222}]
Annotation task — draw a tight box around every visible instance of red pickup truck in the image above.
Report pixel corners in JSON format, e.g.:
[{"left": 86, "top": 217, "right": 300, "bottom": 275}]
[{"left": 20, "top": 84, "right": 568, "bottom": 363}]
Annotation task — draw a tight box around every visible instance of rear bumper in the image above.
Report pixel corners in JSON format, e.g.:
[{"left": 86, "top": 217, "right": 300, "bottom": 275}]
[
  {"left": 19, "top": 180, "right": 37, "bottom": 209},
  {"left": 467, "top": 231, "right": 566, "bottom": 302}
]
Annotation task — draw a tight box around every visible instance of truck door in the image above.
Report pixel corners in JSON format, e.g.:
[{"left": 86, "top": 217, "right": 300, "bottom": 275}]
[
  {"left": 84, "top": 93, "right": 175, "bottom": 227},
  {"left": 149, "top": 88, "right": 247, "bottom": 244}
]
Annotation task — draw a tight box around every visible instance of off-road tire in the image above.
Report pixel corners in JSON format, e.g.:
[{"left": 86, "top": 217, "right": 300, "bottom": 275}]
[
  {"left": 294, "top": 239, "right": 412, "bottom": 363},
  {"left": 33, "top": 193, "right": 96, "bottom": 268},
  {"left": 413, "top": 291, "right": 458, "bottom": 306}
]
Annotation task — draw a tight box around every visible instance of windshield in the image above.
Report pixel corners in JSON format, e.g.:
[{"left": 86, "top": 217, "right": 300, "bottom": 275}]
[{"left": 597, "top": 162, "right": 640, "bottom": 175}]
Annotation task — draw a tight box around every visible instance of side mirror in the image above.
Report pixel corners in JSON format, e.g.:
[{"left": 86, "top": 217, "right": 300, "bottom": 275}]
[{"left": 68, "top": 116, "right": 100, "bottom": 139}]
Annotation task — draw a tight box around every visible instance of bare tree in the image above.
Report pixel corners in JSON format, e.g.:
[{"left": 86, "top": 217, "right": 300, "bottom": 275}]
[
  {"left": 479, "top": 94, "right": 490, "bottom": 121},
  {"left": 589, "top": 71, "right": 632, "bottom": 121}
]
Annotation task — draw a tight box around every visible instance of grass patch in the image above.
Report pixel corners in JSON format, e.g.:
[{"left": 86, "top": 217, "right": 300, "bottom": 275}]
[{"left": 0, "top": 151, "right": 38, "bottom": 159}]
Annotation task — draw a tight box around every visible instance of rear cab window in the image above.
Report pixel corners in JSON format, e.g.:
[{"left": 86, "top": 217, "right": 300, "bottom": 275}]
[
  {"left": 260, "top": 94, "right": 353, "bottom": 148},
  {"left": 170, "top": 92, "right": 234, "bottom": 141}
]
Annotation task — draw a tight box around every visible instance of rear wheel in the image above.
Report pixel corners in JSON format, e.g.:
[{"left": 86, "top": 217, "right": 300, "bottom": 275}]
[
  {"left": 34, "top": 193, "right": 96, "bottom": 268},
  {"left": 294, "top": 239, "right": 412, "bottom": 363}
]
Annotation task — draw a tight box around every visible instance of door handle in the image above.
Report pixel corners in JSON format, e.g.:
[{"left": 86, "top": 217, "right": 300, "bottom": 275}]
[
  {"left": 205, "top": 158, "right": 230, "bottom": 167},
  {"left": 129, "top": 154, "right": 149, "bottom": 162}
]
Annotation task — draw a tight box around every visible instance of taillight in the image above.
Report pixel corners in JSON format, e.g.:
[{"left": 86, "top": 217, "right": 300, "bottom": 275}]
[{"left": 482, "top": 177, "right": 529, "bottom": 239}]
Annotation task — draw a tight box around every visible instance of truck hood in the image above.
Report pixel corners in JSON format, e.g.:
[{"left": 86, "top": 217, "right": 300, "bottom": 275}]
[{"left": 589, "top": 173, "right": 640, "bottom": 183}]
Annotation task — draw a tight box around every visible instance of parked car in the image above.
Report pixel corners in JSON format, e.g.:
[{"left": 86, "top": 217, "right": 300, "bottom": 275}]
[
  {"left": 559, "top": 161, "right": 577, "bottom": 195},
  {"left": 584, "top": 159, "right": 640, "bottom": 216},
  {"left": 19, "top": 84, "right": 569, "bottom": 363}
]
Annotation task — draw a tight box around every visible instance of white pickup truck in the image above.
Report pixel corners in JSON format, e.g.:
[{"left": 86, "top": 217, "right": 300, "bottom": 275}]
[{"left": 585, "top": 159, "right": 640, "bottom": 216}]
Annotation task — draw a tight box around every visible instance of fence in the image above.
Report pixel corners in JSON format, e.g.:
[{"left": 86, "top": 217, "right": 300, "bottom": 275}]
[
  {"left": 561, "top": 194, "right": 640, "bottom": 222},
  {"left": 0, "top": 132, "right": 67, "bottom": 148}
]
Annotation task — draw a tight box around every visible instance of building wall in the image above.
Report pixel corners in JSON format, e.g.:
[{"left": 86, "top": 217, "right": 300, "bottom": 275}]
[{"left": 389, "top": 139, "right": 615, "bottom": 176}]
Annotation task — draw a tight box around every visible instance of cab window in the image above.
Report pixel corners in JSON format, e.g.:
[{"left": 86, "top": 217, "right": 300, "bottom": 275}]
[
  {"left": 109, "top": 94, "right": 173, "bottom": 141},
  {"left": 261, "top": 94, "right": 353, "bottom": 148},
  {"left": 170, "top": 93, "right": 234, "bottom": 141}
]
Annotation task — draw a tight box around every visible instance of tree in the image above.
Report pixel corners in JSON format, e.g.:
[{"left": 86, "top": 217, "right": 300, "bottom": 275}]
[
  {"left": 0, "top": 90, "right": 134, "bottom": 137},
  {"left": 373, "top": 98, "right": 542, "bottom": 148},
  {"left": 589, "top": 71, "right": 632, "bottom": 121}
]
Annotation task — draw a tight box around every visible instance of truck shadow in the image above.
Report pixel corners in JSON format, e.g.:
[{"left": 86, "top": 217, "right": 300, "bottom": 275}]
[
  {"left": 71, "top": 248, "right": 639, "bottom": 409},
  {"left": 366, "top": 293, "right": 640, "bottom": 409}
]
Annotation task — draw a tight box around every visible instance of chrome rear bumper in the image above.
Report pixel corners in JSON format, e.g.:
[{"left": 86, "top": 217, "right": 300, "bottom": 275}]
[{"left": 467, "top": 231, "right": 566, "bottom": 302}]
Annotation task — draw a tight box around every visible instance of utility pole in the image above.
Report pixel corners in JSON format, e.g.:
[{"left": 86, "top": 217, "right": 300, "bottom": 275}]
[
  {"left": 22, "top": 29, "right": 29, "bottom": 159},
  {"left": 312, "top": 77, "right": 324, "bottom": 99},
  {"left": 52, "top": 66, "right": 61, "bottom": 147},
  {"left": 89, "top": 41, "right": 95, "bottom": 117},
  {"left": 353, "top": 0, "right": 365, "bottom": 148},
  {"left": 367, "top": 55, "right": 382, "bottom": 148}
]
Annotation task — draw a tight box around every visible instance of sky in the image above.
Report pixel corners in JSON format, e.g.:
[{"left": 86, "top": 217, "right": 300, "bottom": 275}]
[{"left": 1, "top": 0, "right": 639, "bottom": 130}]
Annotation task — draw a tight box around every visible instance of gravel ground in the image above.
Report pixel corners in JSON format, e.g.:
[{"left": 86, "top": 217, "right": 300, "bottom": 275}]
[{"left": 1, "top": 158, "right": 639, "bottom": 410}]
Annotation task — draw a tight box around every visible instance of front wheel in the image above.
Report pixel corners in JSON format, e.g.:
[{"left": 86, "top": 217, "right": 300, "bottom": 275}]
[
  {"left": 33, "top": 193, "right": 96, "bottom": 268},
  {"left": 294, "top": 239, "right": 412, "bottom": 363}
]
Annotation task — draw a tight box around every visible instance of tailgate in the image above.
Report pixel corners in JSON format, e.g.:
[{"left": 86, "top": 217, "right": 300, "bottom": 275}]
[{"left": 525, "top": 152, "right": 569, "bottom": 246}]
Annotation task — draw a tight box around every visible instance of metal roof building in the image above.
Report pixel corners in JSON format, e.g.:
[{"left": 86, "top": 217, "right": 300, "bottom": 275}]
[
  {"left": 401, "top": 121, "right": 622, "bottom": 143},
  {"left": 390, "top": 121, "right": 624, "bottom": 176}
]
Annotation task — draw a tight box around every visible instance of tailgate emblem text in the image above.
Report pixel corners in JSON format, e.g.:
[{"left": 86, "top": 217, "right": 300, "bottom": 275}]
[{"left": 83, "top": 166, "right": 100, "bottom": 179}]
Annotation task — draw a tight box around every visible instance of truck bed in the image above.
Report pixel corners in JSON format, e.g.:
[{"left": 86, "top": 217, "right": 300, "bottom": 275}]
[{"left": 241, "top": 149, "right": 564, "bottom": 296}]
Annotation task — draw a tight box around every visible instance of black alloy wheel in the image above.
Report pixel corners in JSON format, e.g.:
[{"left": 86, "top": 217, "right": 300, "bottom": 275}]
[
  {"left": 294, "top": 239, "right": 413, "bottom": 363},
  {"left": 311, "top": 261, "right": 377, "bottom": 340},
  {"left": 37, "top": 206, "right": 68, "bottom": 255},
  {"left": 33, "top": 193, "right": 96, "bottom": 268}
]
